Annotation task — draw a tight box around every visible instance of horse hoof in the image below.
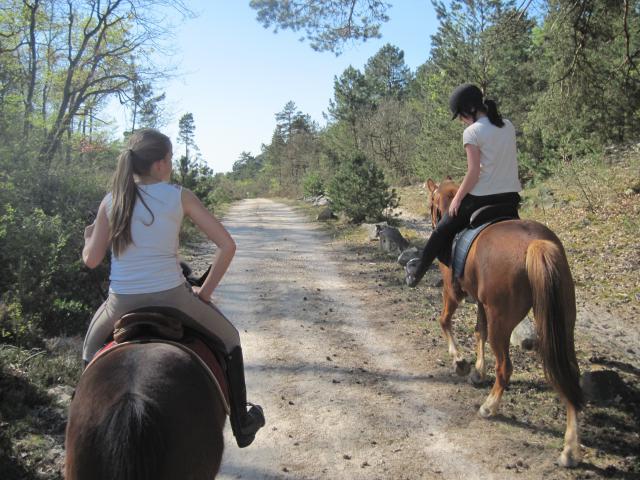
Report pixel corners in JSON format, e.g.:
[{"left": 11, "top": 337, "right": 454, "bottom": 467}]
[
  {"left": 455, "top": 359, "right": 471, "bottom": 377},
  {"left": 558, "top": 449, "right": 580, "bottom": 468},
  {"left": 478, "top": 404, "right": 494, "bottom": 418},
  {"left": 468, "top": 369, "right": 484, "bottom": 386}
]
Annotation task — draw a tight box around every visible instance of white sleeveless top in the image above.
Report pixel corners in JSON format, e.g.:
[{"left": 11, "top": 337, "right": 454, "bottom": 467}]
[
  {"left": 462, "top": 117, "right": 522, "bottom": 196},
  {"left": 105, "top": 182, "right": 184, "bottom": 294}
]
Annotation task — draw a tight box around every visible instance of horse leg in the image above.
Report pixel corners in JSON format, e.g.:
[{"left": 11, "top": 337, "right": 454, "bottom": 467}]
[
  {"left": 469, "top": 303, "right": 487, "bottom": 385},
  {"left": 479, "top": 325, "right": 512, "bottom": 417},
  {"left": 559, "top": 402, "right": 580, "bottom": 467},
  {"left": 438, "top": 289, "right": 470, "bottom": 376}
]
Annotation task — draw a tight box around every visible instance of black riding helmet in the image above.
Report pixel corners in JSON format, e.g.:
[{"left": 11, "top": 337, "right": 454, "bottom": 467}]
[{"left": 449, "top": 83, "right": 483, "bottom": 120}]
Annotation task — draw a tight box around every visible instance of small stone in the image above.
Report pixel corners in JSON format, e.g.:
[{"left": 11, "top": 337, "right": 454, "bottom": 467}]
[{"left": 343, "top": 454, "right": 352, "bottom": 460}]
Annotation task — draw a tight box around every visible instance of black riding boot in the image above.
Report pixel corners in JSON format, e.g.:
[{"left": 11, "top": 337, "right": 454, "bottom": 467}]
[{"left": 226, "top": 346, "right": 265, "bottom": 448}]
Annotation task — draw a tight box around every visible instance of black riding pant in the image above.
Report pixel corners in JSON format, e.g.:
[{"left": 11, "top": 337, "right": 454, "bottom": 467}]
[{"left": 415, "top": 191, "right": 521, "bottom": 280}]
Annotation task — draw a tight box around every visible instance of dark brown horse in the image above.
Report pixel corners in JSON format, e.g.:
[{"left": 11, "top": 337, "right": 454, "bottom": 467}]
[
  {"left": 65, "top": 339, "right": 227, "bottom": 479},
  {"left": 425, "top": 178, "right": 583, "bottom": 468}
]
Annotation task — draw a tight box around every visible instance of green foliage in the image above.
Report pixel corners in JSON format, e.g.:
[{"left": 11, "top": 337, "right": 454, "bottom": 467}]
[
  {"left": 327, "top": 153, "right": 399, "bottom": 223},
  {"left": 0, "top": 0, "right": 195, "bottom": 348},
  {"left": 250, "top": 0, "right": 390, "bottom": 54},
  {"left": 0, "top": 165, "right": 109, "bottom": 344},
  {"left": 302, "top": 172, "right": 324, "bottom": 197},
  {"left": 364, "top": 43, "right": 412, "bottom": 101},
  {"left": 232, "top": 152, "right": 263, "bottom": 181}
]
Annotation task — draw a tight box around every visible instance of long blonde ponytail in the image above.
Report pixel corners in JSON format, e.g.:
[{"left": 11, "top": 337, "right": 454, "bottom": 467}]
[{"left": 109, "top": 129, "right": 172, "bottom": 257}]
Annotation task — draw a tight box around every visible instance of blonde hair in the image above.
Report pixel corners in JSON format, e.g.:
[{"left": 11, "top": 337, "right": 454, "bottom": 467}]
[{"left": 110, "top": 129, "right": 172, "bottom": 257}]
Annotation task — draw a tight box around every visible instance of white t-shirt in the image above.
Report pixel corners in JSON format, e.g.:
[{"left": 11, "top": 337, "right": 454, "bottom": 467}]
[
  {"left": 105, "top": 182, "right": 184, "bottom": 294},
  {"left": 462, "top": 116, "right": 522, "bottom": 196}
]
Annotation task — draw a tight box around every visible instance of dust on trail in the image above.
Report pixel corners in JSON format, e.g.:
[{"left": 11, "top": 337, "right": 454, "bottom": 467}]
[{"left": 189, "top": 198, "right": 495, "bottom": 480}]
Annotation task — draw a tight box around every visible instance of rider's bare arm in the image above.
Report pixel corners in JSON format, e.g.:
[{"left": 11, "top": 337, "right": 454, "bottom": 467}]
[
  {"left": 182, "top": 188, "right": 236, "bottom": 301},
  {"left": 82, "top": 199, "right": 110, "bottom": 269},
  {"left": 449, "top": 144, "right": 481, "bottom": 216}
]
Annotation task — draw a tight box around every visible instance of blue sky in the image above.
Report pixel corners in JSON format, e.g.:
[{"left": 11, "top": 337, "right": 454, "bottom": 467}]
[{"left": 112, "top": 1, "right": 441, "bottom": 173}]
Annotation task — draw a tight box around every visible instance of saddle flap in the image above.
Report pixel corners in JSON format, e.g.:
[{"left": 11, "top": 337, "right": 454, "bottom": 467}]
[{"left": 114, "top": 311, "right": 184, "bottom": 344}]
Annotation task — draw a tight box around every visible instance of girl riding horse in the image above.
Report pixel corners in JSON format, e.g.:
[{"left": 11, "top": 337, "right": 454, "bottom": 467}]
[
  {"left": 406, "top": 84, "right": 522, "bottom": 287},
  {"left": 81, "top": 129, "right": 265, "bottom": 448},
  {"left": 407, "top": 85, "right": 583, "bottom": 467}
]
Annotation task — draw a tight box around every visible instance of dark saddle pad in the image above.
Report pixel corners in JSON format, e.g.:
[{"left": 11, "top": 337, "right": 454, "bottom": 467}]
[
  {"left": 449, "top": 203, "right": 520, "bottom": 279},
  {"left": 93, "top": 310, "right": 230, "bottom": 409},
  {"left": 114, "top": 311, "right": 184, "bottom": 343}
]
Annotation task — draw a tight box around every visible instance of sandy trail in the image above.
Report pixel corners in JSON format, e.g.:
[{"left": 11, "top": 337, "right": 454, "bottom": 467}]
[{"left": 189, "top": 198, "right": 494, "bottom": 480}]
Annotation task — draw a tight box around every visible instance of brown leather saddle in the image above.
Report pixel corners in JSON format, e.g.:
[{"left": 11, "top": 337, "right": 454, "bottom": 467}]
[{"left": 91, "top": 309, "right": 230, "bottom": 413}]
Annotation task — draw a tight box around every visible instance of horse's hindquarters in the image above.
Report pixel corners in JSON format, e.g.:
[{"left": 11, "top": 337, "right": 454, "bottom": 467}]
[{"left": 65, "top": 343, "right": 226, "bottom": 480}]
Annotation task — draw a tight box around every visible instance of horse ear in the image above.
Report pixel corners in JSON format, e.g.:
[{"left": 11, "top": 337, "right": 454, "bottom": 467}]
[{"left": 426, "top": 179, "right": 437, "bottom": 192}]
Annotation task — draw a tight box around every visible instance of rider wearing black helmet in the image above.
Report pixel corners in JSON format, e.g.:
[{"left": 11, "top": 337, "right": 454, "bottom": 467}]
[{"left": 406, "top": 84, "right": 522, "bottom": 287}]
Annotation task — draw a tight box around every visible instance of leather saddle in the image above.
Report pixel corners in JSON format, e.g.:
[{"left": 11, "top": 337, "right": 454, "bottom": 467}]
[
  {"left": 90, "top": 308, "right": 230, "bottom": 414},
  {"left": 439, "top": 203, "right": 520, "bottom": 279}
]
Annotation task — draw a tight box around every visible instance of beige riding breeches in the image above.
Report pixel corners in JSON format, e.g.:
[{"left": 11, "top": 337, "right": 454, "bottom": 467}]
[{"left": 82, "top": 282, "right": 240, "bottom": 362}]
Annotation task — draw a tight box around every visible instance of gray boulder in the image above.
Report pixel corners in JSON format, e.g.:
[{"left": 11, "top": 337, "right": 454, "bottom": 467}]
[
  {"left": 510, "top": 317, "right": 537, "bottom": 350},
  {"left": 379, "top": 226, "right": 409, "bottom": 254},
  {"left": 313, "top": 195, "right": 330, "bottom": 206},
  {"left": 362, "top": 222, "right": 389, "bottom": 241},
  {"left": 316, "top": 207, "right": 336, "bottom": 221}
]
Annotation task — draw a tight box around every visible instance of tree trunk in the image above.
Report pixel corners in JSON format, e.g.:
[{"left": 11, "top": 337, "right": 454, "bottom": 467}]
[{"left": 23, "top": 0, "right": 41, "bottom": 138}]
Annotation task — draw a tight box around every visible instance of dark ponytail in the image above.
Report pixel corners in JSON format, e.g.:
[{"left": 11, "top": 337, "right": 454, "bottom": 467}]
[
  {"left": 483, "top": 99, "right": 504, "bottom": 127},
  {"left": 110, "top": 129, "right": 171, "bottom": 257},
  {"left": 110, "top": 150, "right": 139, "bottom": 257}
]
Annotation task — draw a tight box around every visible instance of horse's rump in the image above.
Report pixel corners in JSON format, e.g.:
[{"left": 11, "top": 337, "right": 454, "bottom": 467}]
[{"left": 65, "top": 343, "right": 226, "bottom": 480}]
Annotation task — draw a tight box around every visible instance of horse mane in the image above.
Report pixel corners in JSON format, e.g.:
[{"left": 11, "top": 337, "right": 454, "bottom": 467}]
[{"left": 438, "top": 179, "right": 458, "bottom": 197}]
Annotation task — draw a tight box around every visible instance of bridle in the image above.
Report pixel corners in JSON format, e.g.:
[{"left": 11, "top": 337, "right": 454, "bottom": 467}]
[{"left": 430, "top": 190, "right": 443, "bottom": 228}]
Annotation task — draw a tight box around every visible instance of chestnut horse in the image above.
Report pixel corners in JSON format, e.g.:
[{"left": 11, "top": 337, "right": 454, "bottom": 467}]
[
  {"left": 425, "top": 178, "right": 583, "bottom": 467},
  {"left": 65, "top": 330, "right": 227, "bottom": 479}
]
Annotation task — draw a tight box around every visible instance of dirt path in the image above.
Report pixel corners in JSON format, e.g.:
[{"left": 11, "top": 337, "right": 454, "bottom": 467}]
[{"left": 181, "top": 198, "right": 593, "bottom": 480}]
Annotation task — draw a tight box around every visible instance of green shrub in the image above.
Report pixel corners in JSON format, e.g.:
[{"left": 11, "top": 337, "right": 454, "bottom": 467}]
[
  {"left": 302, "top": 172, "right": 324, "bottom": 197},
  {"left": 327, "top": 153, "right": 399, "bottom": 223},
  {"left": 0, "top": 166, "right": 109, "bottom": 344},
  {"left": 0, "top": 297, "right": 41, "bottom": 345}
]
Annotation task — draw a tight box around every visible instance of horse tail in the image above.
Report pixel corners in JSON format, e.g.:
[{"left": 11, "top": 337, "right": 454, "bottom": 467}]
[
  {"left": 94, "top": 392, "right": 165, "bottom": 480},
  {"left": 526, "top": 239, "right": 584, "bottom": 411}
]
